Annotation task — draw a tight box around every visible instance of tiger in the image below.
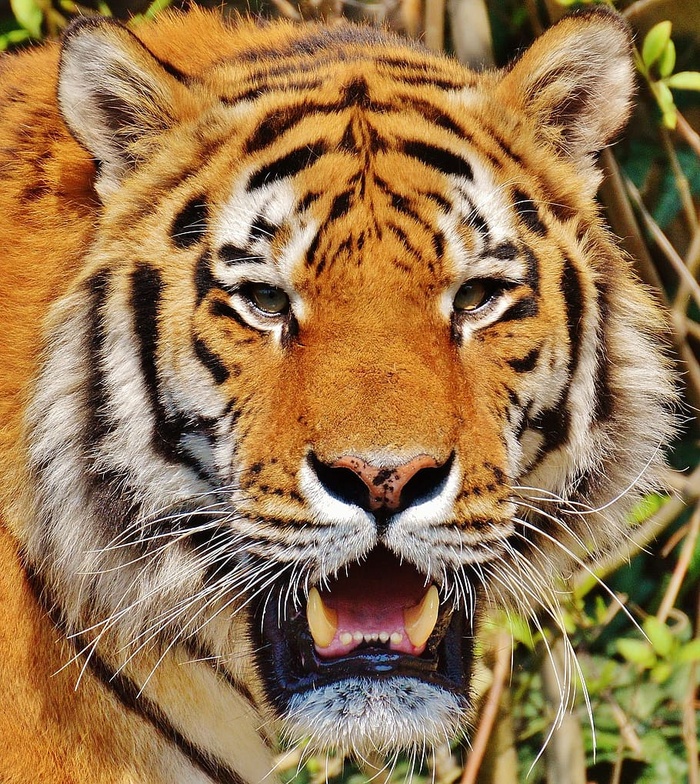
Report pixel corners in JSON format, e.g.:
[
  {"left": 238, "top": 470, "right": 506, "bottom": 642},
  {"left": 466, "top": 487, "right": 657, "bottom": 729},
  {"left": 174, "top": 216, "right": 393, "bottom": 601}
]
[{"left": 0, "top": 5, "right": 677, "bottom": 782}]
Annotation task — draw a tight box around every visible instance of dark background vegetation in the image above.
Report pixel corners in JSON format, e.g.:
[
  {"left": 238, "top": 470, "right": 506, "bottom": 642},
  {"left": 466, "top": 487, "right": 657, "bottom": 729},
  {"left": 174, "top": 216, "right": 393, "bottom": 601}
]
[{"left": 1, "top": 0, "right": 699, "bottom": 781}]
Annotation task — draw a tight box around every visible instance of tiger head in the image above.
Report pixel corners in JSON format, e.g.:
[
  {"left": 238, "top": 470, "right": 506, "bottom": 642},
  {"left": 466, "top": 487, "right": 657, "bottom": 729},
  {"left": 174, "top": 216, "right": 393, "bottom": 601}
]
[{"left": 21, "top": 7, "right": 676, "bottom": 766}]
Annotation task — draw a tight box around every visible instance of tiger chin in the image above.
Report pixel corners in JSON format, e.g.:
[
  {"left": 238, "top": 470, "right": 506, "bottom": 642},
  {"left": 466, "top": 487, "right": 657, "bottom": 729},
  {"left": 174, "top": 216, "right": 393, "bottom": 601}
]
[{"left": 0, "top": 5, "right": 677, "bottom": 783}]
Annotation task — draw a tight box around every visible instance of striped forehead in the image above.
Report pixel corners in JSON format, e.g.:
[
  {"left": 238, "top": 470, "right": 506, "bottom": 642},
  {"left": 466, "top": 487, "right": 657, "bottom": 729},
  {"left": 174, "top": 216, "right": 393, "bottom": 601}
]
[{"left": 205, "top": 66, "right": 527, "bottom": 294}]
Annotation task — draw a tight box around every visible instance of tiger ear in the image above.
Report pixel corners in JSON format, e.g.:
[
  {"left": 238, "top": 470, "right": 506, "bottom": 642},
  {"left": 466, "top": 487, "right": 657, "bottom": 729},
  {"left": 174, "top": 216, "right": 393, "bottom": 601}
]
[
  {"left": 495, "top": 9, "right": 635, "bottom": 178},
  {"left": 58, "top": 17, "right": 193, "bottom": 199}
]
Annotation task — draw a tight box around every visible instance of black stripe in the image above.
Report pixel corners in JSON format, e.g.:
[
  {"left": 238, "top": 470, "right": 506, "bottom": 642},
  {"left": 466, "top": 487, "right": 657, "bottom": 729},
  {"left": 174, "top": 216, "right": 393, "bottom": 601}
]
[
  {"left": 219, "top": 243, "right": 263, "bottom": 265},
  {"left": 342, "top": 76, "right": 371, "bottom": 108},
  {"left": 388, "top": 222, "right": 423, "bottom": 261},
  {"left": 193, "top": 336, "right": 230, "bottom": 385},
  {"left": 195, "top": 250, "right": 216, "bottom": 304},
  {"left": 422, "top": 190, "right": 452, "bottom": 211},
  {"left": 500, "top": 296, "right": 538, "bottom": 323},
  {"left": 561, "top": 255, "right": 584, "bottom": 376},
  {"left": 340, "top": 122, "right": 358, "bottom": 153},
  {"left": 398, "top": 97, "right": 465, "bottom": 137},
  {"left": 23, "top": 565, "right": 248, "bottom": 784},
  {"left": 513, "top": 189, "right": 547, "bottom": 235},
  {"left": 374, "top": 58, "right": 468, "bottom": 90},
  {"left": 250, "top": 215, "right": 278, "bottom": 241},
  {"left": 389, "top": 191, "right": 422, "bottom": 223},
  {"left": 182, "top": 637, "right": 261, "bottom": 714},
  {"left": 245, "top": 103, "right": 311, "bottom": 154},
  {"left": 84, "top": 270, "right": 113, "bottom": 446},
  {"left": 402, "top": 140, "right": 473, "bottom": 180},
  {"left": 171, "top": 198, "right": 208, "bottom": 249},
  {"left": 247, "top": 142, "right": 326, "bottom": 191},
  {"left": 131, "top": 265, "right": 188, "bottom": 464},
  {"left": 433, "top": 231, "right": 445, "bottom": 259},
  {"left": 305, "top": 232, "right": 322, "bottom": 268},
  {"left": 593, "top": 282, "right": 615, "bottom": 422},
  {"left": 209, "top": 298, "right": 257, "bottom": 331},
  {"left": 298, "top": 191, "right": 321, "bottom": 211},
  {"left": 530, "top": 403, "right": 570, "bottom": 453},
  {"left": 465, "top": 207, "right": 488, "bottom": 237},
  {"left": 221, "top": 78, "right": 324, "bottom": 104},
  {"left": 491, "top": 241, "right": 518, "bottom": 260},
  {"left": 132, "top": 263, "right": 164, "bottom": 434},
  {"left": 507, "top": 346, "right": 540, "bottom": 373},
  {"left": 523, "top": 247, "right": 540, "bottom": 294},
  {"left": 82, "top": 645, "right": 248, "bottom": 784},
  {"left": 328, "top": 190, "right": 353, "bottom": 221}
]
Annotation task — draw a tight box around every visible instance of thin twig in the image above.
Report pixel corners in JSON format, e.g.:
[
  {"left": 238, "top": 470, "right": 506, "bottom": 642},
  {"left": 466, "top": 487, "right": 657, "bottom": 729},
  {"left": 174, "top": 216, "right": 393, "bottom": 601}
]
[
  {"left": 598, "top": 150, "right": 667, "bottom": 298},
  {"left": 460, "top": 631, "right": 512, "bottom": 784},
  {"left": 621, "top": 0, "right": 668, "bottom": 22},
  {"left": 660, "top": 127, "right": 698, "bottom": 234},
  {"left": 269, "top": 0, "right": 302, "bottom": 20},
  {"left": 657, "top": 502, "right": 700, "bottom": 623},
  {"left": 624, "top": 178, "right": 700, "bottom": 314},
  {"left": 573, "top": 494, "right": 687, "bottom": 598},
  {"left": 684, "top": 589, "right": 700, "bottom": 784},
  {"left": 676, "top": 112, "right": 700, "bottom": 159},
  {"left": 673, "top": 229, "right": 700, "bottom": 317},
  {"left": 424, "top": 0, "right": 446, "bottom": 51}
]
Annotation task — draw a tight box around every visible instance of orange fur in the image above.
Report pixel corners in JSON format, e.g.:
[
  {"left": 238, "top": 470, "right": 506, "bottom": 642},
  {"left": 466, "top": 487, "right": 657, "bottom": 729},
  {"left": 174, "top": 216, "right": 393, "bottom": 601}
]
[{"left": 0, "top": 8, "right": 676, "bottom": 781}]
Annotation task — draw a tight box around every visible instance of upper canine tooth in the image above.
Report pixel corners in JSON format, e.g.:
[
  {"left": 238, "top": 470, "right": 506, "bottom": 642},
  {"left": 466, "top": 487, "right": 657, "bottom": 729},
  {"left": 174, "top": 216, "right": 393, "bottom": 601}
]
[
  {"left": 307, "top": 587, "right": 338, "bottom": 648},
  {"left": 404, "top": 585, "right": 440, "bottom": 649}
]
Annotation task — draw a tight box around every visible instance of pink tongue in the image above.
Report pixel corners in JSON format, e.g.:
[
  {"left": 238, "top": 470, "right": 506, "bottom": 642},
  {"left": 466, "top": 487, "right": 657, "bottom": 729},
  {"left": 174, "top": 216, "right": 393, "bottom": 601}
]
[{"left": 314, "top": 549, "right": 430, "bottom": 659}]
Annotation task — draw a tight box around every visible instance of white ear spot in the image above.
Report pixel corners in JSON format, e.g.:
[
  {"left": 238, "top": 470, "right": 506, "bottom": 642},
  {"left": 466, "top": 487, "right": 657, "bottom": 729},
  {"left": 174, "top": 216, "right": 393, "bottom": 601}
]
[
  {"left": 58, "top": 18, "right": 192, "bottom": 199},
  {"left": 496, "top": 9, "right": 635, "bottom": 170}
]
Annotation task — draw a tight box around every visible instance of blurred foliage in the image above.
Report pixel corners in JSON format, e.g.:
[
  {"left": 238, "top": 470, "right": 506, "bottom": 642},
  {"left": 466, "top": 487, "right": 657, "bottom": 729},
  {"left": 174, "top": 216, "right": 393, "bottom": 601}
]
[{"left": 1, "top": 0, "right": 699, "bottom": 781}]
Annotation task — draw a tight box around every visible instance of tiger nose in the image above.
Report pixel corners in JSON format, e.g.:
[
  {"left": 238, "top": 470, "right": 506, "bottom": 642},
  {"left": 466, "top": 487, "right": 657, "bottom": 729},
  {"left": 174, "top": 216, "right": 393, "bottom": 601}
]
[{"left": 309, "top": 452, "right": 454, "bottom": 515}]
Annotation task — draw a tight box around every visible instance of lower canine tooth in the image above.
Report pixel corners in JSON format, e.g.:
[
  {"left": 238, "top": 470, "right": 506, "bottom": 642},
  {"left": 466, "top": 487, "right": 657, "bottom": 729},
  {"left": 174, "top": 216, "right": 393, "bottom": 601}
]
[
  {"left": 404, "top": 585, "right": 440, "bottom": 648},
  {"left": 307, "top": 587, "right": 338, "bottom": 648}
]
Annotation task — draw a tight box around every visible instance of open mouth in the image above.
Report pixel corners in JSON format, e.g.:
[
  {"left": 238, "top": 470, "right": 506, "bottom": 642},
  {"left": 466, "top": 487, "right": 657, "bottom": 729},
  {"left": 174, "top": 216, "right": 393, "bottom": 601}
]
[{"left": 254, "top": 546, "right": 474, "bottom": 711}]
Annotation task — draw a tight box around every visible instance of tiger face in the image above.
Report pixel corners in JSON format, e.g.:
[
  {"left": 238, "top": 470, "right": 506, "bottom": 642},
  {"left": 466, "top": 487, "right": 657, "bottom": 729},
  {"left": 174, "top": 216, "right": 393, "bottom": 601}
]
[{"left": 6, "top": 6, "right": 676, "bottom": 777}]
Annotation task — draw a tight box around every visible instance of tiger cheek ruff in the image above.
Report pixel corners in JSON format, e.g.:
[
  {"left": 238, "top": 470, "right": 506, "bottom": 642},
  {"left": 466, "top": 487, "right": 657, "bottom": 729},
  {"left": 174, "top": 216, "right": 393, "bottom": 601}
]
[{"left": 0, "top": 6, "right": 677, "bottom": 783}]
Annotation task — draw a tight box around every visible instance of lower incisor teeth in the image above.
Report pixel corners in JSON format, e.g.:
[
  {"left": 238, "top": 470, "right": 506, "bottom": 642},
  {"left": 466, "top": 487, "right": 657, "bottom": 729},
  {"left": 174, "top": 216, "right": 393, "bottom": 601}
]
[{"left": 404, "top": 585, "right": 440, "bottom": 648}]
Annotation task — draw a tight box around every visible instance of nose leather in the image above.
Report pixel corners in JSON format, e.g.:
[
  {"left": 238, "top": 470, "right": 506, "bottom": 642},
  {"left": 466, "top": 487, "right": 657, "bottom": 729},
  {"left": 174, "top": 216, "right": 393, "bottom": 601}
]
[{"left": 330, "top": 455, "right": 441, "bottom": 511}]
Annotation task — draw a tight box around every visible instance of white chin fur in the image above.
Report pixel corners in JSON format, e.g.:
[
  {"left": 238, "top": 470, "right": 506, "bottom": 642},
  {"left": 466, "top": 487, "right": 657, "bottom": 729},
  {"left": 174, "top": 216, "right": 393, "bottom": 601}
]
[{"left": 283, "top": 677, "right": 468, "bottom": 758}]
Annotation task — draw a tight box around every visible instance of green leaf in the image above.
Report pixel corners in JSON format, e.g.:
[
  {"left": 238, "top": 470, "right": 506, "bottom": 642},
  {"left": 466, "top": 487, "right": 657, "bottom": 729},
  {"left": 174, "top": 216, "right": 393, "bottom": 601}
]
[
  {"left": 657, "top": 40, "right": 676, "bottom": 78},
  {"left": 666, "top": 71, "right": 700, "bottom": 91},
  {"left": 643, "top": 617, "right": 675, "bottom": 658},
  {"left": 650, "top": 661, "right": 673, "bottom": 683},
  {"left": 617, "top": 638, "right": 656, "bottom": 668},
  {"left": 143, "top": 0, "right": 173, "bottom": 19},
  {"left": 662, "top": 109, "right": 678, "bottom": 130},
  {"left": 678, "top": 638, "right": 700, "bottom": 663},
  {"left": 642, "top": 21, "right": 672, "bottom": 69},
  {"left": 9, "top": 0, "right": 42, "bottom": 37},
  {"left": 0, "top": 27, "right": 30, "bottom": 50},
  {"left": 628, "top": 493, "right": 669, "bottom": 525},
  {"left": 656, "top": 81, "right": 675, "bottom": 112}
]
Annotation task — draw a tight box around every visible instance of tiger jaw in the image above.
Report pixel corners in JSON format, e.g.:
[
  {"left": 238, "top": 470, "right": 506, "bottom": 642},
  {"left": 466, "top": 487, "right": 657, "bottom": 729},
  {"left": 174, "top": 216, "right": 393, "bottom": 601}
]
[{"left": 254, "top": 546, "right": 474, "bottom": 753}]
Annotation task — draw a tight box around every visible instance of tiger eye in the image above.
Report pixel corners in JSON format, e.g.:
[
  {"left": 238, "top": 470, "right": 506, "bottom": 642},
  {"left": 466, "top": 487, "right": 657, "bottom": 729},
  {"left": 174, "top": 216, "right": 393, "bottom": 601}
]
[
  {"left": 246, "top": 284, "right": 290, "bottom": 316},
  {"left": 453, "top": 280, "right": 493, "bottom": 312}
]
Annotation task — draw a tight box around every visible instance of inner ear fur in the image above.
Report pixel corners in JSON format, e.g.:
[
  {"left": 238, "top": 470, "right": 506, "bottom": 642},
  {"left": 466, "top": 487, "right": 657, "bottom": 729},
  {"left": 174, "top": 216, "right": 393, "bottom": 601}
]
[
  {"left": 496, "top": 9, "right": 635, "bottom": 165},
  {"left": 58, "top": 17, "right": 196, "bottom": 199}
]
